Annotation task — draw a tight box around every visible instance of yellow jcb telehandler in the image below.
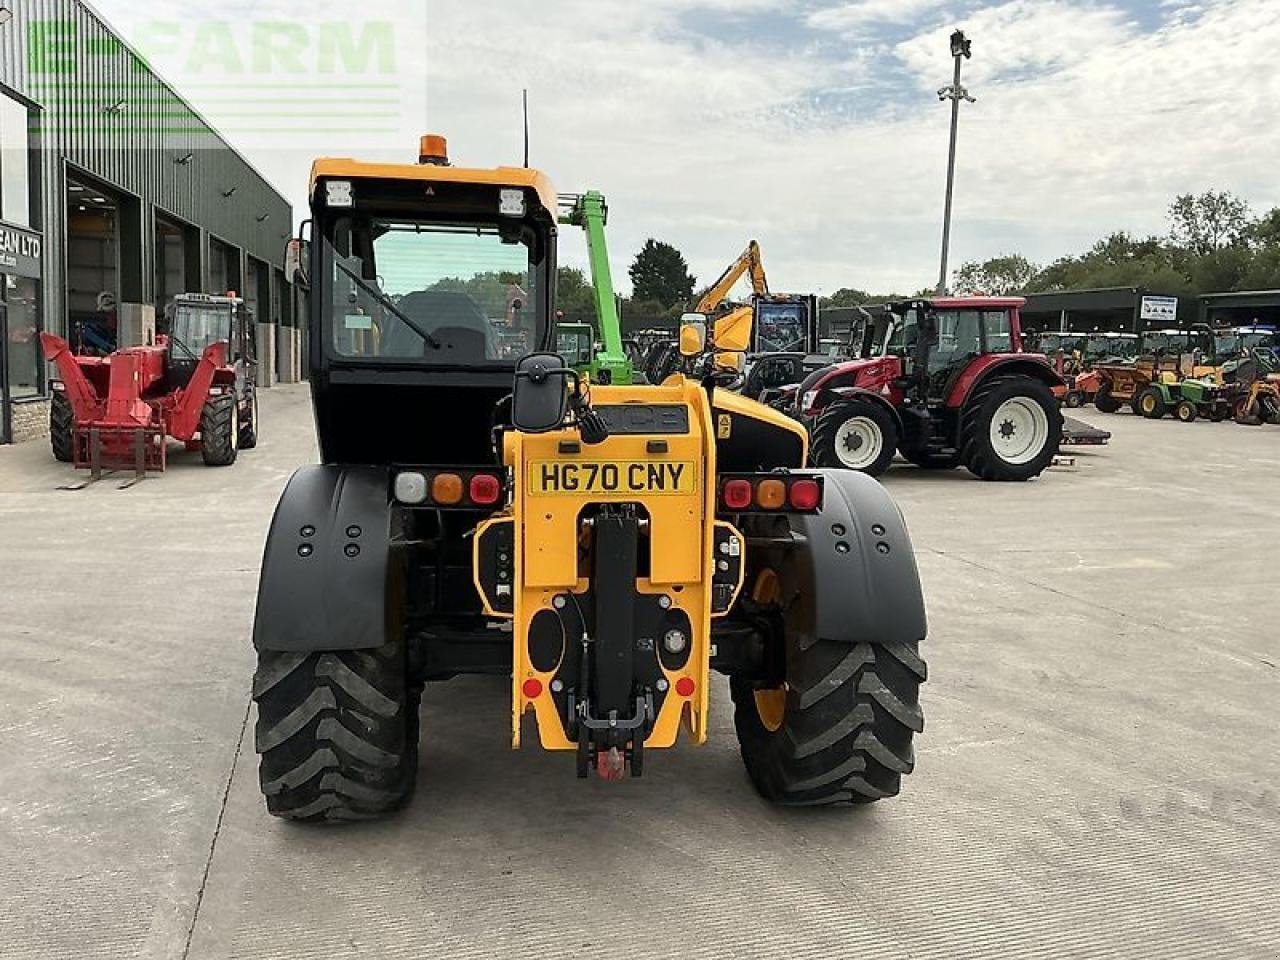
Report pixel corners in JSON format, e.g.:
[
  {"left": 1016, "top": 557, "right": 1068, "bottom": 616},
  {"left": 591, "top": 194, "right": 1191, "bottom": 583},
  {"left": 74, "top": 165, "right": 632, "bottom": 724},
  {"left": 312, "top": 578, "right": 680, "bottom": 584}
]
[{"left": 249, "top": 136, "right": 927, "bottom": 819}]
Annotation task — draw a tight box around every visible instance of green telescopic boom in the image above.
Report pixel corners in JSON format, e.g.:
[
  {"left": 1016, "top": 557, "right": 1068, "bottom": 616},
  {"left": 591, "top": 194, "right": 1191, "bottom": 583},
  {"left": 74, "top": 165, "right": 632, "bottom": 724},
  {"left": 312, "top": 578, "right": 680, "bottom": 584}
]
[{"left": 558, "top": 191, "right": 633, "bottom": 384}]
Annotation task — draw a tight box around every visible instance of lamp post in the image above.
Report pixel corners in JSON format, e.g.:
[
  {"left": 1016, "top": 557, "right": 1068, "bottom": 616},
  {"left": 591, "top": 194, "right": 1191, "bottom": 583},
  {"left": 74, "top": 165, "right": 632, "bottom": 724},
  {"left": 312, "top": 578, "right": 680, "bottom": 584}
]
[{"left": 936, "top": 29, "right": 974, "bottom": 296}]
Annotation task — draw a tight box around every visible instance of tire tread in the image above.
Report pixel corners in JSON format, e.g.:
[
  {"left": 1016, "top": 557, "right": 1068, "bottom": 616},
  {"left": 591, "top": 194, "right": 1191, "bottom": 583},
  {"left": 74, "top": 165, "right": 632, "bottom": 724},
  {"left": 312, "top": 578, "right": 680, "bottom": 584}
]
[{"left": 253, "top": 642, "right": 418, "bottom": 822}]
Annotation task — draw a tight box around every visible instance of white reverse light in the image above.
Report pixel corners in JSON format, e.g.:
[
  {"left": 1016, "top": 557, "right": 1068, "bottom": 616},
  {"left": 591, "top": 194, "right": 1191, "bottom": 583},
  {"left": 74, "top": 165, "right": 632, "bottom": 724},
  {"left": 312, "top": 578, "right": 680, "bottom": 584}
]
[
  {"left": 394, "top": 471, "right": 428, "bottom": 504},
  {"left": 325, "top": 180, "right": 354, "bottom": 208},
  {"left": 499, "top": 189, "right": 526, "bottom": 217}
]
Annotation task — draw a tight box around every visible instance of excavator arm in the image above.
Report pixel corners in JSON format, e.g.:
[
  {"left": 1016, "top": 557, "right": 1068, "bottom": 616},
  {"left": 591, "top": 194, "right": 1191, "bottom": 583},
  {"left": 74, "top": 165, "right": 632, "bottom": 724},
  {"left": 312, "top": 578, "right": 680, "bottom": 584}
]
[{"left": 694, "top": 240, "right": 769, "bottom": 315}]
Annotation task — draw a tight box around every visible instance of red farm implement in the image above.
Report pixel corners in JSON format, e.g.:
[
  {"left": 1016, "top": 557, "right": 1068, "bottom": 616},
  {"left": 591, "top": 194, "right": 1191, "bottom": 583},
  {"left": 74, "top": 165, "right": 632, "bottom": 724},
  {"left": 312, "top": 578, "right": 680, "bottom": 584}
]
[{"left": 40, "top": 294, "right": 259, "bottom": 485}]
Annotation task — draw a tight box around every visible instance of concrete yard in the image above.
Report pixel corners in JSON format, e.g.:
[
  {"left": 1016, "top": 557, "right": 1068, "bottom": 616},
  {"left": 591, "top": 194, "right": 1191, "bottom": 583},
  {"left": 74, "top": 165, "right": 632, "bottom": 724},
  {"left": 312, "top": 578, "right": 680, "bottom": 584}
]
[{"left": 1, "top": 384, "right": 1277, "bottom": 959}]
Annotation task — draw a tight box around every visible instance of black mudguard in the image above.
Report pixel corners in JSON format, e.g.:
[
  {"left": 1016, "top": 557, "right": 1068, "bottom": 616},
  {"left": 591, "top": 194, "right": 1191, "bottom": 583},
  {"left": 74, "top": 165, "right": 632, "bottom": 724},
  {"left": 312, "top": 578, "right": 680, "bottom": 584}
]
[
  {"left": 781, "top": 469, "right": 926, "bottom": 647},
  {"left": 252, "top": 465, "right": 398, "bottom": 652}
]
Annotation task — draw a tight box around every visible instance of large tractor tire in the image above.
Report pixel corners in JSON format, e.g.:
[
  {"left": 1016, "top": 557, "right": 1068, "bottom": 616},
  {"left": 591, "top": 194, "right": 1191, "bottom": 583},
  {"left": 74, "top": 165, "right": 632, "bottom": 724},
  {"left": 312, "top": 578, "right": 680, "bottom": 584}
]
[
  {"left": 731, "top": 471, "right": 926, "bottom": 805},
  {"left": 1093, "top": 385, "right": 1121, "bottom": 413},
  {"left": 810, "top": 399, "right": 898, "bottom": 476},
  {"left": 200, "top": 394, "right": 239, "bottom": 466},
  {"left": 1136, "top": 386, "right": 1167, "bottom": 420},
  {"left": 50, "top": 391, "right": 75, "bottom": 463},
  {"left": 960, "top": 375, "right": 1062, "bottom": 481},
  {"left": 253, "top": 640, "right": 420, "bottom": 821},
  {"left": 238, "top": 389, "right": 259, "bottom": 450}
]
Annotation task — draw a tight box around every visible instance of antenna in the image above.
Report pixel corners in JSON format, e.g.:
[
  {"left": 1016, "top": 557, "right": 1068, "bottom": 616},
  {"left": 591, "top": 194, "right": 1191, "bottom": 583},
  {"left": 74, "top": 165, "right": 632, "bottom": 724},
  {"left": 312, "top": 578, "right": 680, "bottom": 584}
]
[{"left": 522, "top": 88, "right": 530, "bottom": 168}]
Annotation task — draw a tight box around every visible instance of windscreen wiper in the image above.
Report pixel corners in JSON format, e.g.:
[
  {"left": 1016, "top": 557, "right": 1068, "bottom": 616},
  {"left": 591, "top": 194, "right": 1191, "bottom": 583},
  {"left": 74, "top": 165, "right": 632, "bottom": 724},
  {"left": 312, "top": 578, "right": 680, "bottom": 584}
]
[{"left": 335, "top": 261, "right": 443, "bottom": 350}]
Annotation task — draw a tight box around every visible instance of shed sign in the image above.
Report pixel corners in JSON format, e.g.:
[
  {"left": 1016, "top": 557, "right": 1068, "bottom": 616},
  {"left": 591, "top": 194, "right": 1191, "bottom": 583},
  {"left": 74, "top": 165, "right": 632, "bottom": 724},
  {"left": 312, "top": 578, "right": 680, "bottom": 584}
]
[
  {"left": 0, "top": 222, "right": 42, "bottom": 279},
  {"left": 1139, "top": 295, "right": 1177, "bottom": 323}
]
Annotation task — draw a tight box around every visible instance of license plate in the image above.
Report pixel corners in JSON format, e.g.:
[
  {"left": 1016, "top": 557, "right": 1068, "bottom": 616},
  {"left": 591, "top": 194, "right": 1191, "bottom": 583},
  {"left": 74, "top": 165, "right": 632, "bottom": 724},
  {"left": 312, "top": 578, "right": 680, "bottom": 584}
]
[{"left": 530, "top": 460, "right": 696, "bottom": 496}]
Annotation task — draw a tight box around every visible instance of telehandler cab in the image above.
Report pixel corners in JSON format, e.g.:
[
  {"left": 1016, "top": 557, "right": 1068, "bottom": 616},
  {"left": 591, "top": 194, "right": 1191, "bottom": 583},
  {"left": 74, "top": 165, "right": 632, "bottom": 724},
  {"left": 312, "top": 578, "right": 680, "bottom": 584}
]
[{"left": 251, "top": 136, "right": 928, "bottom": 820}]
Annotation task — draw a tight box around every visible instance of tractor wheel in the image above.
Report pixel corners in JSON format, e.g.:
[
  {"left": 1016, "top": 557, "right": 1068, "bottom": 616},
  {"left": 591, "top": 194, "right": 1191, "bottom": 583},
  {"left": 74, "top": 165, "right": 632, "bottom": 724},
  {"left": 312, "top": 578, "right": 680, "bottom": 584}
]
[
  {"left": 239, "top": 389, "right": 259, "bottom": 450},
  {"left": 1209, "top": 405, "right": 1229, "bottom": 423},
  {"left": 1175, "top": 399, "right": 1198, "bottom": 423},
  {"left": 200, "top": 394, "right": 239, "bottom": 466},
  {"left": 959, "top": 376, "right": 1062, "bottom": 482},
  {"left": 1260, "top": 394, "right": 1280, "bottom": 425},
  {"left": 50, "top": 391, "right": 75, "bottom": 463},
  {"left": 810, "top": 399, "right": 897, "bottom": 476},
  {"left": 1064, "top": 390, "right": 1085, "bottom": 408},
  {"left": 253, "top": 640, "right": 420, "bottom": 821},
  {"left": 730, "top": 637, "right": 924, "bottom": 805},
  {"left": 1234, "top": 397, "right": 1258, "bottom": 425},
  {"left": 1093, "top": 386, "right": 1121, "bottom": 414},
  {"left": 1137, "top": 387, "right": 1167, "bottom": 420},
  {"left": 900, "top": 445, "right": 961, "bottom": 470}
]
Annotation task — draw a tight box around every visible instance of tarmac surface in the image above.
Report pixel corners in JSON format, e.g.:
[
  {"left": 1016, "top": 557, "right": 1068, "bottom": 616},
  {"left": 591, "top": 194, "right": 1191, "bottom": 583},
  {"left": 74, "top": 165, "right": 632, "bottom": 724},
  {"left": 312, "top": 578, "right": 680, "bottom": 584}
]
[{"left": 1, "top": 384, "right": 1278, "bottom": 959}]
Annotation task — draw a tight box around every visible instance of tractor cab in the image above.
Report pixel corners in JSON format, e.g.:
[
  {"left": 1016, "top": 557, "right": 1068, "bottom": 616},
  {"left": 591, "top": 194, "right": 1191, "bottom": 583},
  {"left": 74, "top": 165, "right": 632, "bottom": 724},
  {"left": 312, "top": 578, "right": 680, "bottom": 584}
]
[
  {"left": 1083, "top": 332, "right": 1139, "bottom": 365},
  {"left": 862, "top": 298, "right": 1025, "bottom": 395},
  {"left": 165, "top": 294, "right": 255, "bottom": 392},
  {"left": 753, "top": 295, "right": 818, "bottom": 354},
  {"left": 305, "top": 139, "right": 557, "bottom": 465},
  {"left": 1214, "top": 325, "right": 1279, "bottom": 360}
]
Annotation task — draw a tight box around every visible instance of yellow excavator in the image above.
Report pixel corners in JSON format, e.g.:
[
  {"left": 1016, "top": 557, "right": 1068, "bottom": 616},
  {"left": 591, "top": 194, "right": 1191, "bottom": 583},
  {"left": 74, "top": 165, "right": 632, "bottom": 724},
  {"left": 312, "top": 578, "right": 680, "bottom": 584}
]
[{"left": 692, "top": 241, "right": 818, "bottom": 355}]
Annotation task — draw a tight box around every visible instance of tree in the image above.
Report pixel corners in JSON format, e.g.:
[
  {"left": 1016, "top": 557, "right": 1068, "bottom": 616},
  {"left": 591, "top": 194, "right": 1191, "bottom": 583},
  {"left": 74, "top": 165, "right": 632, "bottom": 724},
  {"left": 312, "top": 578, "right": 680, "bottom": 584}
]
[
  {"left": 1168, "top": 190, "right": 1250, "bottom": 256},
  {"left": 556, "top": 266, "right": 596, "bottom": 322},
  {"left": 629, "top": 239, "right": 696, "bottom": 310},
  {"left": 821, "top": 287, "right": 871, "bottom": 308},
  {"left": 1243, "top": 207, "right": 1280, "bottom": 248},
  {"left": 953, "top": 254, "right": 1039, "bottom": 295}
]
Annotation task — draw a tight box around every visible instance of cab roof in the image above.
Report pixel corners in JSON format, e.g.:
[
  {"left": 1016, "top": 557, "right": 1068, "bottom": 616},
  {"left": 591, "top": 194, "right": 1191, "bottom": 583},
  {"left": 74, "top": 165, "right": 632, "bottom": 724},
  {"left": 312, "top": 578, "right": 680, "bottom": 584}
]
[
  {"left": 309, "top": 158, "right": 559, "bottom": 217},
  {"left": 928, "top": 296, "right": 1027, "bottom": 309}
]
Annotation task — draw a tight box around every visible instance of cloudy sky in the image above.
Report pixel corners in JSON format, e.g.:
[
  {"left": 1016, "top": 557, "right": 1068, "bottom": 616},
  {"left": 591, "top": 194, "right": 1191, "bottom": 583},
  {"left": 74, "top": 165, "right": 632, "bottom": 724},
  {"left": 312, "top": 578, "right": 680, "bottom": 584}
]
[{"left": 90, "top": 0, "right": 1280, "bottom": 297}]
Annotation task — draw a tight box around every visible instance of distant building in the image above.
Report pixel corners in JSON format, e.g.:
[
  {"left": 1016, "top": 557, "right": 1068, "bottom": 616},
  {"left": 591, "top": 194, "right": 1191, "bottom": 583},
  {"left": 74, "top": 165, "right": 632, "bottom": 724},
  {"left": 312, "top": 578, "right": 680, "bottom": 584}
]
[{"left": 1, "top": 1, "right": 294, "bottom": 444}]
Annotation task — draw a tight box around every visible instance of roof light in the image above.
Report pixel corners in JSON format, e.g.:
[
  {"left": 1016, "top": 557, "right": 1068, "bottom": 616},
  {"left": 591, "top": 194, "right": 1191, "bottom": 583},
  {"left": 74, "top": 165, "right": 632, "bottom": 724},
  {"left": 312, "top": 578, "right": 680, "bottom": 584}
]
[
  {"left": 418, "top": 134, "right": 449, "bottom": 165},
  {"left": 325, "top": 180, "right": 354, "bottom": 208},
  {"left": 499, "top": 189, "right": 526, "bottom": 218}
]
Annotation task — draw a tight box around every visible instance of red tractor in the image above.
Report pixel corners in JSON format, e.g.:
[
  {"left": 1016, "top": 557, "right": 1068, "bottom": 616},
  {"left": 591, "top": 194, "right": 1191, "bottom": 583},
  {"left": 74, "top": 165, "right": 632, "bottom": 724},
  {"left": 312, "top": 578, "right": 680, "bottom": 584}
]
[
  {"left": 41, "top": 293, "right": 259, "bottom": 481},
  {"left": 792, "top": 297, "right": 1065, "bottom": 480}
]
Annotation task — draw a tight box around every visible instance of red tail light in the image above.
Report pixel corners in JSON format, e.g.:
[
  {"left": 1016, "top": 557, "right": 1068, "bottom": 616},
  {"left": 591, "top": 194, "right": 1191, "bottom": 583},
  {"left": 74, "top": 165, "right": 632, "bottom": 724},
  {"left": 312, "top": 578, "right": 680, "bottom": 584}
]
[
  {"left": 722, "top": 479, "right": 753, "bottom": 510},
  {"left": 470, "top": 473, "right": 502, "bottom": 505},
  {"left": 788, "top": 479, "right": 821, "bottom": 511},
  {"left": 522, "top": 677, "right": 543, "bottom": 699},
  {"left": 718, "top": 474, "right": 824, "bottom": 514}
]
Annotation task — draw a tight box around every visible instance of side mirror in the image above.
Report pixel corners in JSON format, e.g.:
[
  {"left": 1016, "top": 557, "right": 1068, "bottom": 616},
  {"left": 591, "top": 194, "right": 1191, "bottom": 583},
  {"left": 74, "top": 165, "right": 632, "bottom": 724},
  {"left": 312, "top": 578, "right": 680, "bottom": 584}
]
[
  {"left": 679, "top": 316, "right": 707, "bottom": 357},
  {"left": 285, "top": 239, "right": 309, "bottom": 284},
  {"left": 512, "top": 352, "right": 571, "bottom": 433},
  {"left": 713, "top": 308, "right": 752, "bottom": 354}
]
